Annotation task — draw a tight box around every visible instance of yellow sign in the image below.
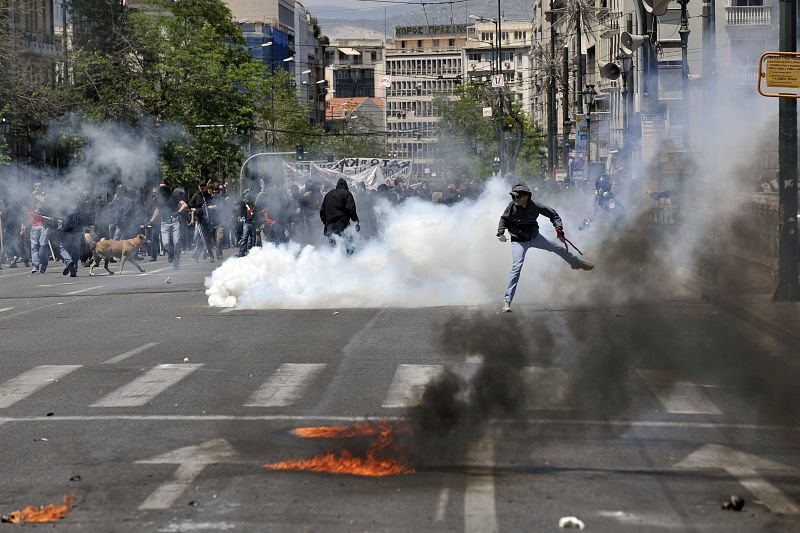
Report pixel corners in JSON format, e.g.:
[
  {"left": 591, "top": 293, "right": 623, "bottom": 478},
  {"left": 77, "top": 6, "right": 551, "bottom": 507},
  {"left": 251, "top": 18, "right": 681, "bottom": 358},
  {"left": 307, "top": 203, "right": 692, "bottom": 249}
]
[
  {"left": 758, "top": 52, "right": 800, "bottom": 98},
  {"left": 765, "top": 56, "right": 800, "bottom": 88}
]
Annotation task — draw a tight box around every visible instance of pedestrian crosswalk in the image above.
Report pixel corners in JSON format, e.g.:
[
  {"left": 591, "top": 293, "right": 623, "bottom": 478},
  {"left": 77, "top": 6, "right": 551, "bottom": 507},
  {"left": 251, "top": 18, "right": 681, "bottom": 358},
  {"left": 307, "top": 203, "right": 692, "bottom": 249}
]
[{"left": 0, "top": 361, "right": 737, "bottom": 417}]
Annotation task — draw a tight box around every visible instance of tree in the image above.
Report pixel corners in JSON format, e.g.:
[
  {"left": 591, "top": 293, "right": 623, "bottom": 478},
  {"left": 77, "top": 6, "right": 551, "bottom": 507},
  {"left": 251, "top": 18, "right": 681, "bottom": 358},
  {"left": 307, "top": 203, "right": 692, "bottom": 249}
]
[
  {"left": 71, "top": 0, "right": 270, "bottom": 187},
  {"left": 434, "top": 81, "right": 545, "bottom": 179}
]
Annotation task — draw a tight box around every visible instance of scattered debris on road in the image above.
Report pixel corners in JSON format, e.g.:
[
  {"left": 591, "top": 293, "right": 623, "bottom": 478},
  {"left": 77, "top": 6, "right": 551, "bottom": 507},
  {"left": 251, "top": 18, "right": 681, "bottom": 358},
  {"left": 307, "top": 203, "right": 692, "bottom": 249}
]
[
  {"left": 69, "top": 475, "right": 81, "bottom": 482},
  {"left": 45, "top": 412, "right": 53, "bottom": 417},
  {"left": 559, "top": 516, "right": 585, "bottom": 529},
  {"left": 162, "top": 277, "right": 172, "bottom": 285},
  {"left": 1, "top": 494, "right": 76, "bottom": 523},
  {"left": 722, "top": 495, "right": 745, "bottom": 511},
  {"left": 332, "top": 311, "right": 340, "bottom": 315}
]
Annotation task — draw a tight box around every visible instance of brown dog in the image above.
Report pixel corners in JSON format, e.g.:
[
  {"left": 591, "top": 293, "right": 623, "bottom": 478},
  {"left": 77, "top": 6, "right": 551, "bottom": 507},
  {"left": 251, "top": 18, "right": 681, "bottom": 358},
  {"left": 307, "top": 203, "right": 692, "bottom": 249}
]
[{"left": 84, "top": 231, "right": 149, "bottom": 276}]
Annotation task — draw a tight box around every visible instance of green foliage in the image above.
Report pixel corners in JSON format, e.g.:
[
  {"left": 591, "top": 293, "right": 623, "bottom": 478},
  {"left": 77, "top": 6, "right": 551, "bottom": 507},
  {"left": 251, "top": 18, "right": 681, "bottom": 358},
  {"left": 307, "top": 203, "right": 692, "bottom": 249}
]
[{"left": 435, "top": 81, "right": 546, "bottom": 180}]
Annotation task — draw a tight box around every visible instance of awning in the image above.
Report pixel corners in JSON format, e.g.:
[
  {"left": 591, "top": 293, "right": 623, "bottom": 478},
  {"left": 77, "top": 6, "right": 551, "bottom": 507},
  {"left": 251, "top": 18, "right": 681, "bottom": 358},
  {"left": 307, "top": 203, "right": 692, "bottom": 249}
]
[{"left": 338, "top": 47, "right": 361, "bottom": 56}]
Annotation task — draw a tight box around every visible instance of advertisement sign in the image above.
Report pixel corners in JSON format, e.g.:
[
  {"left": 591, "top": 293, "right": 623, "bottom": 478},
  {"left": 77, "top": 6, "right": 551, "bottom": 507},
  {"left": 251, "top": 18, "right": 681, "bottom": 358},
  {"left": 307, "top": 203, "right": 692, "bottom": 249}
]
[{"left": 640, "top": 114, "right": 667, "bottom": 162}]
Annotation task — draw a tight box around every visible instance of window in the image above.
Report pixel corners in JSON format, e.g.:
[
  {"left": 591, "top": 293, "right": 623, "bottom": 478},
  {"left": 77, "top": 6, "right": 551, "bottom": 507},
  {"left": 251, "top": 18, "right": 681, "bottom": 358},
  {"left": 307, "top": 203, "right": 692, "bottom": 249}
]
[
  {"left": 500, "top": 31, "right": 509, "bottom": 41},
  {"left": 731, "top": 0, "right": 763, "bottom": 5},
  {"left": 417, "top": 40, "right": 423, "bottom": 49},
  {"left": 449, "top": 38, "right": 455, "bottom": 47},
  {"left": 468, "top": 52, "right": 481, "bottom": 61},
  {"left": 514, "top": 31, "right": 527, "bottom": 41},
  {"left": 481, "top": 32, "right": 493, "bottom": 42}
]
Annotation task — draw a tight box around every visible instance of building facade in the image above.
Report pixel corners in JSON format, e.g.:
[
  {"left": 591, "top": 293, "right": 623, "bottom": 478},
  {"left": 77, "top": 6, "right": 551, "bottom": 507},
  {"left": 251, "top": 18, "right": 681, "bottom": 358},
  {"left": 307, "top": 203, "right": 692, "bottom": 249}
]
[
  {"left": 384, "top": 24, "right": 466, "bottom": 165},
  {"left": 324, "top": 39, "right": 385, "bottom": 100}
]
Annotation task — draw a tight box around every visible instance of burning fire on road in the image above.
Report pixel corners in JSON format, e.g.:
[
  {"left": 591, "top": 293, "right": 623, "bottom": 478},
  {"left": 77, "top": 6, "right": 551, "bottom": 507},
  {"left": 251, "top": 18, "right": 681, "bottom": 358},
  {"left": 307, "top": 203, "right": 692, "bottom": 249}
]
[
  {"left": 264, "top": 421, "right": 415, "bottom": 477},
  {"left": 1, "top": 493, "right": 77, "bottom": 524}
]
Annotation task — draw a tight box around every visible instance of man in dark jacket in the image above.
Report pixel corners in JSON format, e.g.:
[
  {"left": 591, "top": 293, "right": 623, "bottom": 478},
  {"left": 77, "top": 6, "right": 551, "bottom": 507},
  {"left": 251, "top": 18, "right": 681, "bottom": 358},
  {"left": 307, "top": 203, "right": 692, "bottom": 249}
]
[
  {"left": 320, "top": 178, "right": 359, "bottom": 254},
  {"left": 497, "top": 182, "right": 593, "bottom": 312}
]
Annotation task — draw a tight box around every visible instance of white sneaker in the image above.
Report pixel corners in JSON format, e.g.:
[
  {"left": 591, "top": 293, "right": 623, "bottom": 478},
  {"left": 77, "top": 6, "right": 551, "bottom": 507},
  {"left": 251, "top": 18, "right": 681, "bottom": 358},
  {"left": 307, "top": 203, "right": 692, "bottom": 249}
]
[{"left": 501, "top": 299, "right": 512, "bottom": 313}]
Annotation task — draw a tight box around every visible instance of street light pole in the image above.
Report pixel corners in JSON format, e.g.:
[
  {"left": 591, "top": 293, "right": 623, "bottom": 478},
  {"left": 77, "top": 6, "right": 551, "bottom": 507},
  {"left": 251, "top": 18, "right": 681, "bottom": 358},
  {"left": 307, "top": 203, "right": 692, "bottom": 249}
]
[
  {"left": 677, "top": 0, "right": 690, "bottom": 150},
  {"left": 496, "top": 4, "right": 504, "bottom": 177},
  {"left": 774, "top": 0, "right": 799, "bottom": 301}
]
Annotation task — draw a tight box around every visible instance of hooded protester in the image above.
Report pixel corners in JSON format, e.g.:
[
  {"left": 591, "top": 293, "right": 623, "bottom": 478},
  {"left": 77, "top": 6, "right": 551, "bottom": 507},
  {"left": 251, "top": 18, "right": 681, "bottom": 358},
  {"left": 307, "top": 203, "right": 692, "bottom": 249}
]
[
  {"left": 320, "top": 178, "right": 359, "bottom": 254},
  {"left": 497, "top": 182, "right": 593, "bottom": 313}
]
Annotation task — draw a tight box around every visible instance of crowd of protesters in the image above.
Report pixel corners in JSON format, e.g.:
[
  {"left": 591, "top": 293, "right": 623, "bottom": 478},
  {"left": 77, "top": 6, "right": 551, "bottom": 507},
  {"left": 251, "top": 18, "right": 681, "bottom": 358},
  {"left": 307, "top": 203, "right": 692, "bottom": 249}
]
[{"left": 0, "top": 173, "right": 485, "bottom": 275}]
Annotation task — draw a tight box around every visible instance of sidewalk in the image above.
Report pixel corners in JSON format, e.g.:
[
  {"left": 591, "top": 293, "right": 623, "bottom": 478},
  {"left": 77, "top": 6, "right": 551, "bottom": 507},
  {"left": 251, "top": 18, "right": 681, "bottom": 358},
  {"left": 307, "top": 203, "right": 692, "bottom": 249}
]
[{"left": 713, "top": 290, "right": 800, "bottom": 347}]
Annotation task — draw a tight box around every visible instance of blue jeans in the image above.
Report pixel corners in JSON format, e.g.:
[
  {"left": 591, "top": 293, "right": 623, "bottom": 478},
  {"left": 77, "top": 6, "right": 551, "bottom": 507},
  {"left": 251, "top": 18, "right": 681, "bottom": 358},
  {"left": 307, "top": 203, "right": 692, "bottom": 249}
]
[
  {"left": 160, "top": 220, "right": 181, "bottom": 267},
  {"left": 30, "top": 225, "right": 49, "bottom": 271},
  {"left": 60, "top": 231, "right": 82, "bottom": 276},
  {"left": 504, "top": 233, "right": 581, "bottom": 303},
  {"left": 239, "top": 222, "right": 255, "bottom": 256}
]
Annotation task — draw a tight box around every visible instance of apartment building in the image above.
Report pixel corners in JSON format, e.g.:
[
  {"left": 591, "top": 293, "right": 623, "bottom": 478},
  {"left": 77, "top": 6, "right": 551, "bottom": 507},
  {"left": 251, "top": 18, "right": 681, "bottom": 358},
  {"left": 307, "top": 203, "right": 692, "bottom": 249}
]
[
  {"left": 5, "top": 0, "right": 59, "bottom": 85},
  {"left": 324, "top": 39, "right": 385, "bottom": 100},
  {"left": 384, "top": 24, "right": 466, "bottom": 164},
  {"left": 464, "top": 20, "right": 534, "bottom": 114},
  {"left": 226, "top": 0, "right": 324, "bottom": 124}
]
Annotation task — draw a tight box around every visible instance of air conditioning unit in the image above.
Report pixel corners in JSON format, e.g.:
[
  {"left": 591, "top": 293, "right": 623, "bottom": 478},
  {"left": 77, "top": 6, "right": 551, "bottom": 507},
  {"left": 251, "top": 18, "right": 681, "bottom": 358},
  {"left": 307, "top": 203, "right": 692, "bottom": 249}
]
[{"left": 503, "top": 61, "right": 512, "bottom": 70}]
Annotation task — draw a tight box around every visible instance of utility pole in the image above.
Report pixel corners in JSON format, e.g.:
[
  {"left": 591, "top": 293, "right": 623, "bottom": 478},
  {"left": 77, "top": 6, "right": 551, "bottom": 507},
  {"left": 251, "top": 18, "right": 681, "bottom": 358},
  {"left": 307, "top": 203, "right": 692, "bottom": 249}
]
[
  {"left": 575, "top": 3, "right": 583, "bottom": 115},
  {"left": 701, "top": 0, "right": 715, "bottom": 128},
  {"left": 677, "top": 0, "right": 690, "bottom": 150},
  {"left": 774, "top": 0, "right": 799, "bottom": 301},
  {"left": 497, "top": 0, "right": 504, "bottom": 177},
  {"left": 548, "top": 0, "right": 557, "bottom": 174},
  {"left": 562, "top": 46, "right": 570, "bottom": 170}
]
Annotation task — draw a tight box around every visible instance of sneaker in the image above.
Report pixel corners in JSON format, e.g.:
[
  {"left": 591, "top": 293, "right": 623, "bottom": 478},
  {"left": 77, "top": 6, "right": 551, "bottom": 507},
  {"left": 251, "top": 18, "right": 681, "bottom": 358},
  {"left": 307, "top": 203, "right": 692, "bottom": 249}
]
[
  {"left": 69, "top": 273, "right": 77, "bottom": 277},
  {"left": 501, "top": 299, "right": 512, "bottom": 313},
  {"left": 572, "top": 260, "right": 594, "bottom": 271},
  {"left": 31, "top": 268, "right": 38, "bottom": 274},
  {"left": 63, "top": 265, "right": 71, "bottom": 276},
  {"left": 39, "top": 266, "right": 47, "bottom": 273}
]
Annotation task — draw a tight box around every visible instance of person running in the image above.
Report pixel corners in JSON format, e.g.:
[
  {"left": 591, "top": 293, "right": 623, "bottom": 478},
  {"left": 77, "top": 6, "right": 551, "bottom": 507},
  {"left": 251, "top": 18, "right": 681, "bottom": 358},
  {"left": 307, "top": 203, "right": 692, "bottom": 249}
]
[{"left": 497, "top": 182, "right": 593, "bottom": 313}]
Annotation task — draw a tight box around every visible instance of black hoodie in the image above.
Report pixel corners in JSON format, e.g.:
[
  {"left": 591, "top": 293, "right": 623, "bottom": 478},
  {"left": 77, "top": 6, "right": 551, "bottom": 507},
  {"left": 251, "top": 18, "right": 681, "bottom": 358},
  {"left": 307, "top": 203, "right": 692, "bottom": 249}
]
[
  {"left": 497, "top": 183, "right": 563, "bottom": 242},
  {"left": 320, "top": 178, "right": 359, "bottom": 235}
]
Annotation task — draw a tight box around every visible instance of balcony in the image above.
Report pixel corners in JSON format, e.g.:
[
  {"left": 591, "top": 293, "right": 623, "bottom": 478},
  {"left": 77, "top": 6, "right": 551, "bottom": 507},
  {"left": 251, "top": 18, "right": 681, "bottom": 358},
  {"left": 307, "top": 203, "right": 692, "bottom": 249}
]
[
  {"left": 722, "top": 65, "right": 758, "bottom": 85},
  {"left": 598, "top": 11, "right": 621, "bottom": 39},
  {"left": 725, "top": 5, "right": 772, "bottom": 26}
]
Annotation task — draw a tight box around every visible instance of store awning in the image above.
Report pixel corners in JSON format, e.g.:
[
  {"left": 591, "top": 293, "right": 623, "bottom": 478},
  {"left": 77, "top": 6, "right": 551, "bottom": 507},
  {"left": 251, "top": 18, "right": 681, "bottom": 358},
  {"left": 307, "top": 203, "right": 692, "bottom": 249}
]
[{"left": 338, "top": 47, "right": 361, "bottom": 56}]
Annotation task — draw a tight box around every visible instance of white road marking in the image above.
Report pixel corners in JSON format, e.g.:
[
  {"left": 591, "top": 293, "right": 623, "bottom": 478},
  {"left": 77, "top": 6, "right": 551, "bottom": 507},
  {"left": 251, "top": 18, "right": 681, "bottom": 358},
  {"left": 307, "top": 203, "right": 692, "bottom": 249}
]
[
  {"left": 1, "top": 415, "right": 800, "bottom": 432},
  {"left": 35, "top": 283, "right": 76, "bottom": 287},
  {"left": 0, "top": 298, "right": 91, "bottom": 321},
  {"left": 90, "top": 364, "right": 203, "bottom": 407},
  {"left": 728, "top": 467, "right": 799, "bottom": 514},
  {"left": 138, "top": 266, "right": 172, "bottom": 277},
  {"left": 382, "top": 364, "right": 443, "bottom": 408},
  {"left": 137, "top": 439, "right": 236, "bottom": 510},
  {"left": 64, "top": 285, "right": 104, "bottom": 295},
  {"left": 218, "top": 307, "right": 235, "bottom": 314},
  {"left": 0, "top": 365, "right": 82, "bottom": 408},
  {"left": 637, "top": 369, "right": 722, "bottom": 415},
  {"left": 676, "top": 443, "right": 799, "bottom": 514},
  {"left": 523, "top": 367, "right": 573, "bottom": 410},
  {"left": 0, "top": 307, "right": 15, "bottom": 313},
  {"left": 434, "top": 488, "right": 450, "bottom": 522},
  {"left": 103, "top": 342, "right": 160, "bottom": 365},
  {"left": 464, "top": 432, "right": 497, "bottom": 533},
  {"left": 245, "top": 363, "right": 326, "bottom": 407}
]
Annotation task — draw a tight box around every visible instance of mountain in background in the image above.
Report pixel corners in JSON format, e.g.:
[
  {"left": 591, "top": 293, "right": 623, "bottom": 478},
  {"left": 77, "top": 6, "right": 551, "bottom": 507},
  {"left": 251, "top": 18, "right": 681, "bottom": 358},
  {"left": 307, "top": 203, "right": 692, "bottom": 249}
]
[{"left": 316, "top": 0, "right": 533, "bottom": 41}]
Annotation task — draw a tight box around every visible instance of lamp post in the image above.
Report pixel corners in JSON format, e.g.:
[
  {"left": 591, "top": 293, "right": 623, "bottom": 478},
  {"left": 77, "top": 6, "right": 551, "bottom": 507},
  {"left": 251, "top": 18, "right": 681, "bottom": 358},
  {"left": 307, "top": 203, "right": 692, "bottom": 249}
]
[
  {"left": 470, "top": 11, "right": 503, "bottom": 176},
  {"left": 616, "top": 50, "right": 632, "bottom": 178},
  {"left": 677, "top": 0, "right": 690, "bottom": 151},
  {"left": 582, "top": 84, "right": 596, "bottom": 172}
]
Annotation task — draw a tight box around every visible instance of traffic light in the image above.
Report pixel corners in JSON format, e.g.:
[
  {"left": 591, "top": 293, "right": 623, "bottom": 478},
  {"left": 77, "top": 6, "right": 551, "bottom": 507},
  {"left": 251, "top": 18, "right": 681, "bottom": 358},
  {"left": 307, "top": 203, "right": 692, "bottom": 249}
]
[{"left": 296, "top": 144, "right": 305, "bottom": 161}]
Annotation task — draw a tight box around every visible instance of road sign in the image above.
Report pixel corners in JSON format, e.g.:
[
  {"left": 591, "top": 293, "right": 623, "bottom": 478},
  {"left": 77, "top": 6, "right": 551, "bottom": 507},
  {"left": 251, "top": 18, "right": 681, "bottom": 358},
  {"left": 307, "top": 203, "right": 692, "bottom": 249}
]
[
  {"left": 482, "top": 107, "right": 493, "bottom": 117},
  {"left": 758, "top": 52, "right": 800, "bottom": 98},
  {"left": 379, "top": 75, "right": 392, "bottom": 88},
  {"left": 491, "top": 74, "right": 505, "bottom": 87}
]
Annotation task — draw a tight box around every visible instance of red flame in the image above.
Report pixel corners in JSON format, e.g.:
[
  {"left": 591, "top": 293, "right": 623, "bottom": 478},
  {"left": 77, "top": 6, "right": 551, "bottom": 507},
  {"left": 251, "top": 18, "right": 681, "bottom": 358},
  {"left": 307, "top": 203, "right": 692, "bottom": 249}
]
[
  {"left": 3, "top": 494, "right": 76, "bottom": 523},
  {"left": 264, "top": 421, "right": 415, "bottom": 477}
]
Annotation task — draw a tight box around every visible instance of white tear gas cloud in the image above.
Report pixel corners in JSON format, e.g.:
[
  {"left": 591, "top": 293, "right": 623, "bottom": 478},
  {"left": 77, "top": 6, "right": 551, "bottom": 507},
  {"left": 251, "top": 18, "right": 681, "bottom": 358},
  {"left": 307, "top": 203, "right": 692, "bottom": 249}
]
[
  {"left": 205, "top": 178, "right": 646, "bottom": 310},
  {"left": 1, "top": 118, "right": 186, "bottom": 216}
]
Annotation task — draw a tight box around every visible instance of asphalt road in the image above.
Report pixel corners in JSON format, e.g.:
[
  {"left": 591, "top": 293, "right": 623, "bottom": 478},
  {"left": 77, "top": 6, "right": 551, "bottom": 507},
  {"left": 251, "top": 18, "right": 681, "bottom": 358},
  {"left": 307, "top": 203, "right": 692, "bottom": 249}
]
[{"left": 0, "top": 255, "right": 798, "bottom": 532}]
